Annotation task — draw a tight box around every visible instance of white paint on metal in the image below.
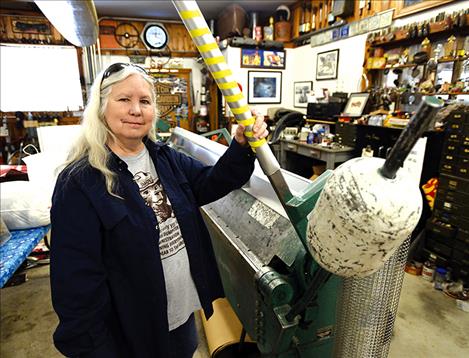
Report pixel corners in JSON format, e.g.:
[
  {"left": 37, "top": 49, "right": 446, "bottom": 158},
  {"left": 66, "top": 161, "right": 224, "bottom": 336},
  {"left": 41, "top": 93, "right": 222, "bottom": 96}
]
[
  {"left": 307, "top": 157, "right": 422, "bottom": 278},
  {"left": 248, "top": 201, "right": 280, "bottom": 229}
]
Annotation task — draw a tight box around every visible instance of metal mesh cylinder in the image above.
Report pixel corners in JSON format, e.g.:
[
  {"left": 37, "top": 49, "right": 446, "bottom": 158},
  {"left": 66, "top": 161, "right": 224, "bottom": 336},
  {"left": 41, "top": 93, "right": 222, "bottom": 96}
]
[{"left": 333, "top": 237, "right": 410, "bottom": 358}]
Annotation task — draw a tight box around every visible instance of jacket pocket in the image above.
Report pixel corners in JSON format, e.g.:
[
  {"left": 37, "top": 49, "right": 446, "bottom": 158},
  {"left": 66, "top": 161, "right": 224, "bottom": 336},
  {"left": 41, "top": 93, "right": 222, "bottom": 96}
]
[{"left": 94, "top": 196, "right": 128, "bottom": 230}]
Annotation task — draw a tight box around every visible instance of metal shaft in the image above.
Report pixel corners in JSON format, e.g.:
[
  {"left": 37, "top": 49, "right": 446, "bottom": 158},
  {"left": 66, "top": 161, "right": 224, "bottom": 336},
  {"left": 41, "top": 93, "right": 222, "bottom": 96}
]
[
  {"left": 171, "top": 0, "right": 293, "bottom": 201},
  {"left": 380, "top": 96, "right": 443, "bottom": 179}
]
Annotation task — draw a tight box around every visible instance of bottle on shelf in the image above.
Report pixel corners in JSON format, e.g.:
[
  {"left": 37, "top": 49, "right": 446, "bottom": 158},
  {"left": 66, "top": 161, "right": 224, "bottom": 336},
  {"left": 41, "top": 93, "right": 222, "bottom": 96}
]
[
  {"left": 264, "top": 16, "right": 274, "bottom": 41},
  {"left": 298, "top": 1, "right": 306, "bottom": 35},
  {"left": 298, "top": 1, "right": 311, "bottom": 36},
  {"left": 311, "top": 6, "right": 317, "bottom": 32}
]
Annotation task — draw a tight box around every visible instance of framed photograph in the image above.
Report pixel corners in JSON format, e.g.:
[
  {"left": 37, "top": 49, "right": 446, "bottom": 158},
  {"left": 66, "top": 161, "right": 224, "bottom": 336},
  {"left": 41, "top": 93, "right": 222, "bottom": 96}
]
[
  {"left": 262, "top": 50, "right": 285, "bottom": 69},
  {"left": 316, "top": 49, "right": 339, "bottom": 80},
  {"left": 241, "top": 49, "right": 262, "bottom": 68},
  {"left": 247, "top": 71, "right": 282, "bottom": 104},
  {"left": 342, "top": 92, "right": 370, "bottom": 117},
  {"left": 293, "top": 81, "right": 313, "bottom": 108},
  {"left": 395, "top": 0, "right": 453, "bottom": 18},
  {"left": 241, "top": 48, "right": 286, "bottom": 69}
]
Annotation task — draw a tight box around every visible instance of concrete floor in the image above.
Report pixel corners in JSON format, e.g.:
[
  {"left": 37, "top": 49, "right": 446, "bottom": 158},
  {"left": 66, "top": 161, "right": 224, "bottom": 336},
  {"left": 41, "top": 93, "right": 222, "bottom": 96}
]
[{"left": 1, "top": 265, "right": 468, "bottom": 358}]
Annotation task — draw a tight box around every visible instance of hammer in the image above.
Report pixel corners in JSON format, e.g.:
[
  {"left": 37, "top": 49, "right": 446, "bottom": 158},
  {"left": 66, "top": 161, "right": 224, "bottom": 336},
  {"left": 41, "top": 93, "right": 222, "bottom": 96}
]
[{"left": 307, "top": 96, "right": 443, "bottom": 277}]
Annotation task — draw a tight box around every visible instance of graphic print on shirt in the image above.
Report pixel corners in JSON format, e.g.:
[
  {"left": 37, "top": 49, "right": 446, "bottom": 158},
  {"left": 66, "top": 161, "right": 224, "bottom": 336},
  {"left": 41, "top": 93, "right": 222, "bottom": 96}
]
[{"left": 133, "top": 171, "right": 185, "bottom": 259}]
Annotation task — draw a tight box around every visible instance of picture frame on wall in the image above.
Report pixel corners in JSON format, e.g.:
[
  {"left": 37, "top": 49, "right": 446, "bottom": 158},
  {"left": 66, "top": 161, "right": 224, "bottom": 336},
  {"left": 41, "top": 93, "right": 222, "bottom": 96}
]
[
  {"left": 247, "top": 71, "right": 282, "bottom": 104},
  {"left": 241, "top": 48, "right": 286, "bottom": 69},
  {"left": 316, "top": 49, "right": 339, "bottom": 80},
  {"left": 342, "top": 92, "right": 370, "bottom": 117},
  {"left": 293, "top": 81, "right": 313, "bottom": 108}
]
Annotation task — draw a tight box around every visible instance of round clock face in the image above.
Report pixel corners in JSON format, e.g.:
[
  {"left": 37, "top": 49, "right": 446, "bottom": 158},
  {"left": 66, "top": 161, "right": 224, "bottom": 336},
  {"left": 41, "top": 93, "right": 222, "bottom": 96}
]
[{"left": 143, "top": 24, "right": 168, "bottom": 50}]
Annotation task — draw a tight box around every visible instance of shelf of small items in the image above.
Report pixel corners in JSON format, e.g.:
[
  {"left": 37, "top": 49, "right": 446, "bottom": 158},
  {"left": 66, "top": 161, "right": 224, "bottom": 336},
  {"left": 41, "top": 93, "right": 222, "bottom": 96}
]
[{"left": 364, "top": 23, "right": 469, "bottom": 102}]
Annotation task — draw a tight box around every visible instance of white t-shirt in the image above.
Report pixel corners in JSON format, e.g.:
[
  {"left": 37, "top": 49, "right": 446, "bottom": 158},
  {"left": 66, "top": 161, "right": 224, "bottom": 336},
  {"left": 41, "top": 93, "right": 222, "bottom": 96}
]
[{"left": 119, "top": 147, "right": 202, "bottom": 330}]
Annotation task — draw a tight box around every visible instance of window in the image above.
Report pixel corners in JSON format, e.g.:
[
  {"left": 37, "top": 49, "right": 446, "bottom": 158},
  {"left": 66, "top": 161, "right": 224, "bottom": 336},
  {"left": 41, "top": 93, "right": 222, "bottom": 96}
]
[{"left": 0, "top": 44, "right": 83, "bottom": 112}]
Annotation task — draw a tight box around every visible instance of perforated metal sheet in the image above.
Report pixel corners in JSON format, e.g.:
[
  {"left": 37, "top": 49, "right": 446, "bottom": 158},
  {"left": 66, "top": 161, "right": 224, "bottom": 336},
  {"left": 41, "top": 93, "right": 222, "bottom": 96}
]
[{"left": 333, "top": 237, "right": 410, "bottom": 358}]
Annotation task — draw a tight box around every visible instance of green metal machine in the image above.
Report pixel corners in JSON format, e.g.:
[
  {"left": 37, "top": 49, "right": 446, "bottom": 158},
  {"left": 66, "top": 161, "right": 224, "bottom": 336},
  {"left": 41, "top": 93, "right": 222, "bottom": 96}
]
[{"left": 170, "top": 128, "right": 340, "bottom": 357}]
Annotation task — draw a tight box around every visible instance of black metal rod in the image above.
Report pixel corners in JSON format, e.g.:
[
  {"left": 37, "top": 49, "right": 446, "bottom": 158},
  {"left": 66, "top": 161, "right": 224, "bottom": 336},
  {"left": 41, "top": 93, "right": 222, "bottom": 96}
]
[
  {"left": 380, "top": 96, "right": 443, "bottom": 179},
  {"left": 238, "top": 328, "right": 247, "bottom": 353},
  {"left": 285, "top": 268, "right": 332, "bottom": 322}
]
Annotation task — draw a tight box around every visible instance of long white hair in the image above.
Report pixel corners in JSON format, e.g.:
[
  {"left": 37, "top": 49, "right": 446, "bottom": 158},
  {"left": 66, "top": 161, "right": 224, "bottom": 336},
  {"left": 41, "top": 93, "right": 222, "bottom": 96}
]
[{"left": 65, "top": 65, "right": 158, "bottom": 196}]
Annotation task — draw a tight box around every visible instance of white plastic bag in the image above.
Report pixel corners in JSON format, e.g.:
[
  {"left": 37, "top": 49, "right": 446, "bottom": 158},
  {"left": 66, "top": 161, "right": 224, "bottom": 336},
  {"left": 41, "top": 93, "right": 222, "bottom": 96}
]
[
  {"left": 22, "top": 150, "right": 68, "bottom": 198},
  {"left": 0, "top": 181, "right": 51, "bottom": 230}
]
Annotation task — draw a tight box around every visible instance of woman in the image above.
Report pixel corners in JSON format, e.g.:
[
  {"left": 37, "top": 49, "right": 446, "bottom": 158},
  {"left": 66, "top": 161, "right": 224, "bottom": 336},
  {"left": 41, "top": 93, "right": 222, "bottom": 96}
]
[{"left": 50, "top": 62, "right": 268, "bottom": 358}]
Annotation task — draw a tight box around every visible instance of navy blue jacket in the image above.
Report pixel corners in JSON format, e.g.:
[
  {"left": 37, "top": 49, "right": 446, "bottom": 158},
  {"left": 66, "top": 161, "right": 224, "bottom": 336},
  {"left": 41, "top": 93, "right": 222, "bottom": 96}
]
[{"left": 50, "top": 139, "right": 255, "bottom": 357}]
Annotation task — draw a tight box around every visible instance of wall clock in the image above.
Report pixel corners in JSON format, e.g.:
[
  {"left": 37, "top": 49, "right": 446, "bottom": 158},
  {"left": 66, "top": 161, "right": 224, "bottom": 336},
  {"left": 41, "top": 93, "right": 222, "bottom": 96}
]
[{"left": 141, "top": 23, "right": 168, "bottom": 50}]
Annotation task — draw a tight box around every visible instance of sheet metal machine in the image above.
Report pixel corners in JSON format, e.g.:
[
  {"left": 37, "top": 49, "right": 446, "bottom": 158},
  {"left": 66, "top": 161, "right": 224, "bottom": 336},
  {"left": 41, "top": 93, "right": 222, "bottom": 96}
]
[
  {"left": 168, "top": 128, "right": 415, "bottom": 358},
  {"left": 170, "top": 2, "right": 442, "bottom": 357},
  {"left": 169, "top": 128, "right": 339, "bottom": 357}
]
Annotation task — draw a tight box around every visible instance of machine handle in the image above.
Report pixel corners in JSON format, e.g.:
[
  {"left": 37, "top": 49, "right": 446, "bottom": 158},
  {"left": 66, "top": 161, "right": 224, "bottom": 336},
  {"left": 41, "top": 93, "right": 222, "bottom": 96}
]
[
  {"left": 380, "top": 96, "right": 443, "bottom": 179},
  {"left": 172, "top": 0, "right": 282, "bottom": 177}
]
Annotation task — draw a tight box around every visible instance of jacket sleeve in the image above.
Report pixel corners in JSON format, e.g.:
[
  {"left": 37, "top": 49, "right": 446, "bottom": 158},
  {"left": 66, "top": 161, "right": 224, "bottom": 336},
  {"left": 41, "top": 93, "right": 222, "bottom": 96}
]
[
  {"left": 50, "top": 173, "right": 118, "bottom": 358},
  {"left": 172, "top": 139, "right": 256, "bottom": 206}
]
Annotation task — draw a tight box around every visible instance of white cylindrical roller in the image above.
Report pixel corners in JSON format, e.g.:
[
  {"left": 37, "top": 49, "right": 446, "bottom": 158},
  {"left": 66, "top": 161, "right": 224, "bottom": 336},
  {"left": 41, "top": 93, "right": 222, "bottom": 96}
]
[
  {"left": 307, "top": 157, "right": 422, "bottom": 277},
  {"left": 307, "top": 96, "right": 442, "bottom": 278}
]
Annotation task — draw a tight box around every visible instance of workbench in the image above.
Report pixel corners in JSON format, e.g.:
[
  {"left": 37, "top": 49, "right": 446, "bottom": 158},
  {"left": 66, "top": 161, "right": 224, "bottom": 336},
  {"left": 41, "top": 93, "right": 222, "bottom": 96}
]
[
  {"left": 279, "top": 139, "right": 355, "bottom": 170},
  {"left": 0, "top": 225, "right": 50, "bottom": 287}
]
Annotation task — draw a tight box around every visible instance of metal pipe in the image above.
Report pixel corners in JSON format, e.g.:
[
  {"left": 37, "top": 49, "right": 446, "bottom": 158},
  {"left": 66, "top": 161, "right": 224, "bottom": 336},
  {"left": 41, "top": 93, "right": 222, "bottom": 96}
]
[
  {"left": 171, "top": 0, "right": 293, "bottom": 202},
  {"left": 380, "top": 96, "right": 443, "bottom": 179}
]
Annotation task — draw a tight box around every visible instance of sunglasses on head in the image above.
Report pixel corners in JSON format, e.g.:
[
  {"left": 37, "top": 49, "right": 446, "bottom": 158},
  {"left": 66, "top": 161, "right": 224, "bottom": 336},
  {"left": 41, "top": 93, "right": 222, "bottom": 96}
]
[{"left": 100, "top": 62, "right": 148, "bottom": 87}]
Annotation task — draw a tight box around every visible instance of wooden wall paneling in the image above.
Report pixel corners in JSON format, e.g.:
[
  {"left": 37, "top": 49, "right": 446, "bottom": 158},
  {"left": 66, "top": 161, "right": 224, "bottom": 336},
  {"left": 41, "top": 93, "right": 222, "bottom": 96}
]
[
  {"left": 373, "top": 0, "right": 392, "bottom": 13},
  {"left": 98, "top": 19, "right": 119, "bottom": 49},
  {"left": 98, "top": 20, "right": 198, "bottom": 57},
  {"left": 165, "top": 23, "right": 197, "bottom": 55}
]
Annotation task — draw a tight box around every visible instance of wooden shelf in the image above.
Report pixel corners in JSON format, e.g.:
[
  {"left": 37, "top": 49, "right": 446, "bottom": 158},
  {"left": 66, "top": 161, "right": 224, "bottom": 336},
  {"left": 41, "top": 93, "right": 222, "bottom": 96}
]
[
  {"left": 369, "top": 63, "right": 420, "bottom": 71},
  {"left": 368, "top": 56, "right": 468, "bottom": 71},
  {"left": 369, "top": 27, "right": 469, "bottom": 48},
  {"left": 437, "top": 56, "right": 469, "bottom": 64},
  {"left": 306, "top": 118, "right": 336, "bottom": 125},
  {"left": 435, "top": 92, "right": 469, "bottom": 96}
]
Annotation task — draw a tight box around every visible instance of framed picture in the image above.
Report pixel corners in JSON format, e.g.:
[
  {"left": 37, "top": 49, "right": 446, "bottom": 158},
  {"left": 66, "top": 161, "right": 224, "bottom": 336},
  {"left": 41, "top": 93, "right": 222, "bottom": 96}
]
[
  {"left": 262, "top": 50, "right": 285, "bottom": 69},
  {"left": 247, "top": 71, "right": 282, "bottom": 104},
  {"left": 241, "top": 48, "right": 286, "bottom": 69},
  {"left": 395, "top": 0, "right": 453, "bottom": 18},
  {"left": 293, "top": 81, "right": 313, "bottom": 108},
  {"left": 316, "top": 49, "right": 339, "bottom": 80},
  {"left": 342, "top": 92, "right": 370, "bottom": 117}
]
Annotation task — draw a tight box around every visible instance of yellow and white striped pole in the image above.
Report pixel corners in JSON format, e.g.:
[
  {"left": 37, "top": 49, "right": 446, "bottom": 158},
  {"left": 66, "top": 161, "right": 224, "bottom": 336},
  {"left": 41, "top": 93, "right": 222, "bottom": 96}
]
[{"left": 172, "top": 0, "right": 285, "bottom": 182}]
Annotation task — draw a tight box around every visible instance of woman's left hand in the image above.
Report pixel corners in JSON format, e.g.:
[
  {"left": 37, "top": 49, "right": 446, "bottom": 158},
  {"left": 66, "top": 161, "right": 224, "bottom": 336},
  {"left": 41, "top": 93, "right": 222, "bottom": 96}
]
[{"left": 234, "top": 112, "right": 269, "bottom": 147}]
